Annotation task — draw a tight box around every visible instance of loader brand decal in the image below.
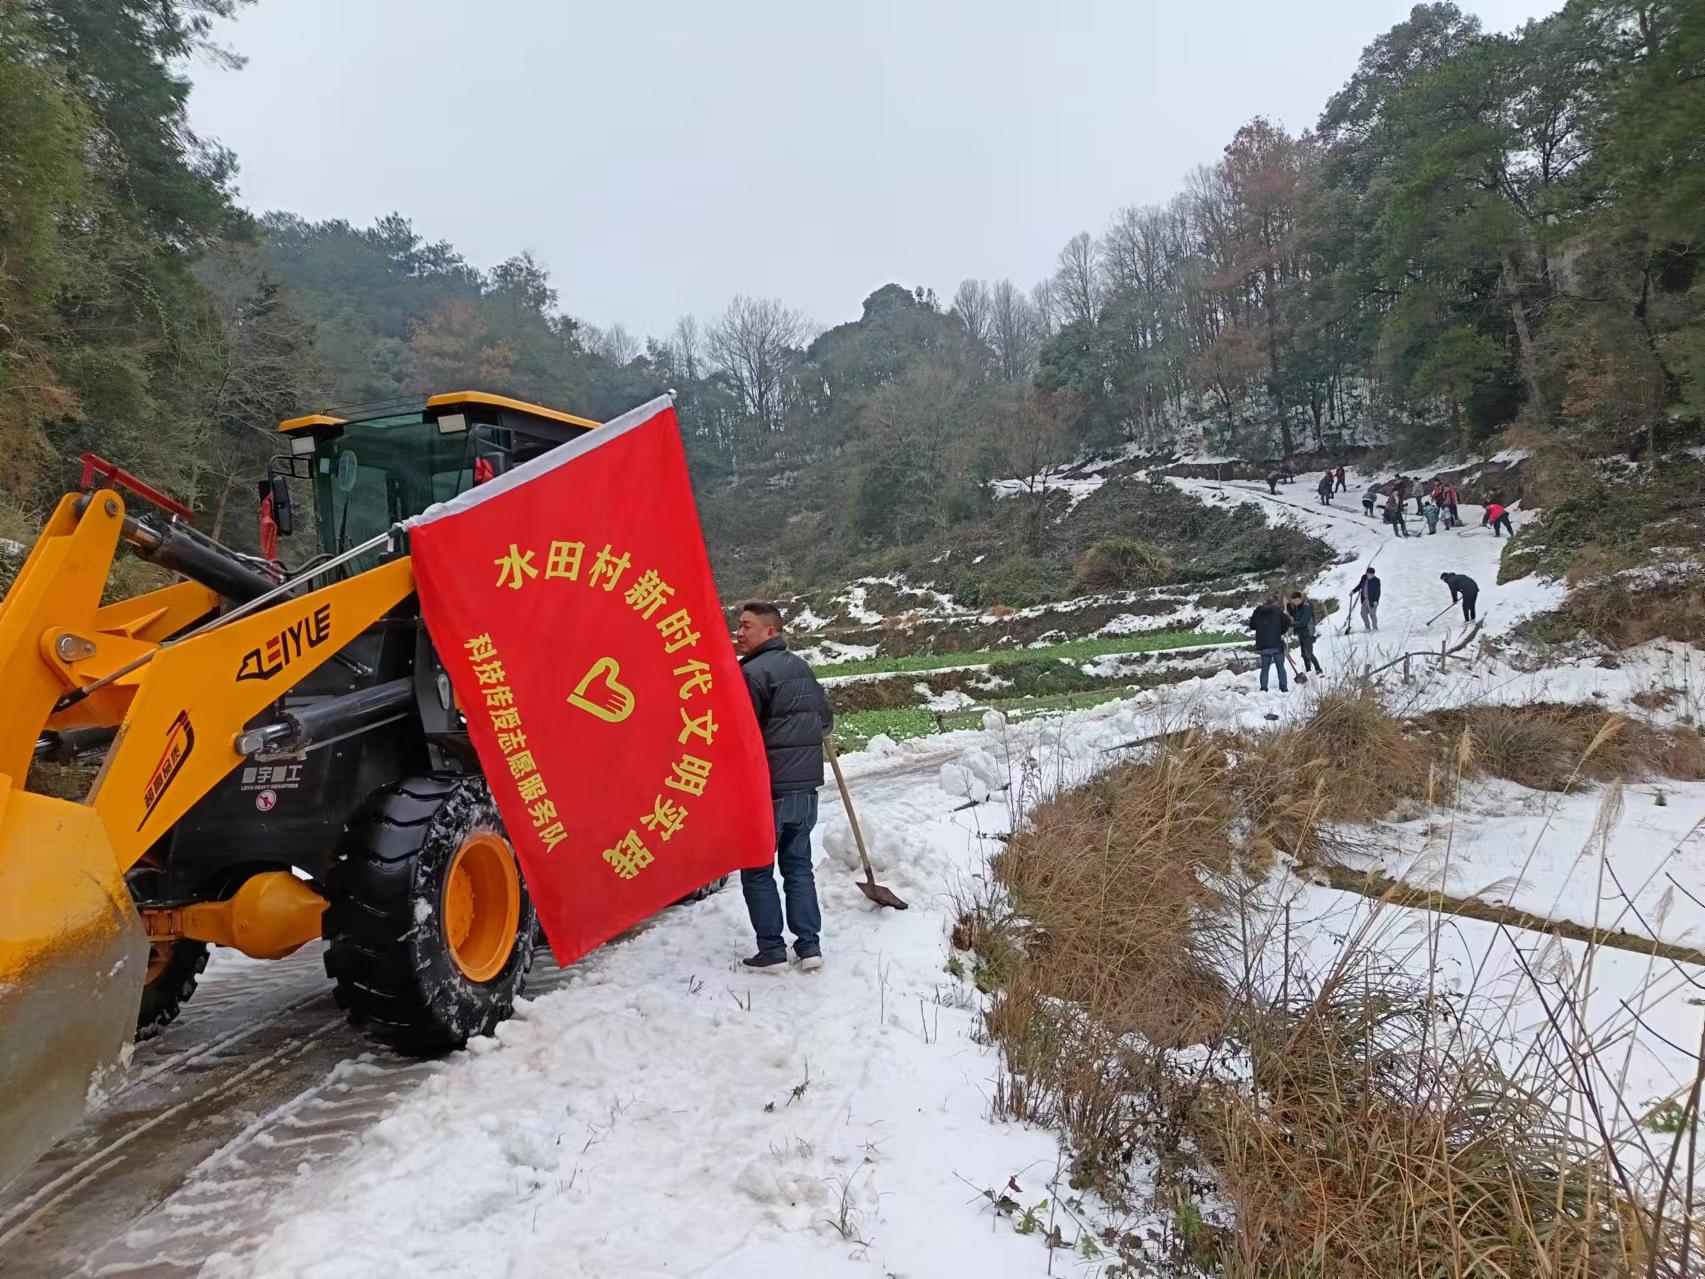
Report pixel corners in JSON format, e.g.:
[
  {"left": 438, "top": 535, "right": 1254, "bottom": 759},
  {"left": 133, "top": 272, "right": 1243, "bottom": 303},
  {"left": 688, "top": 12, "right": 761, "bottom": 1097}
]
[
  {"left": 140, "top": 710, "right": 196, "bottom": 828},
  {"left": 240, "top": 763, "right": 304, "bottom": 791},
  {"left": 237, "top": 603, "right": 333, "bottom": 682}
]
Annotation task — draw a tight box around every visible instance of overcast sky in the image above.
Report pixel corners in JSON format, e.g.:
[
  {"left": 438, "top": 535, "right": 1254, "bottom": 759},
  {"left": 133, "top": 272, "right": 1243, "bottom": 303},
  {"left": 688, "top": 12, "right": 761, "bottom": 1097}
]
[{"left": 189, "top": 0, "right": 1557, "bottom": 340}]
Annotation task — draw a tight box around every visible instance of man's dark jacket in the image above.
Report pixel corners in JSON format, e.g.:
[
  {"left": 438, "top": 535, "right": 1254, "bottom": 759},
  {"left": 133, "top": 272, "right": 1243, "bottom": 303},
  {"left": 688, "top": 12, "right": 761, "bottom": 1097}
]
[
  {"left": 741, "top": 637, "right": 833, "bottom": 796},
  {"left": 1247, "top": 603, "right": 1292, "bottom": 651},
  {"left": 1442, "top": 573, "right": 1478, "bottom": 601},
  {"left": 1355, "top": 573, "right": 1382, "bottom": 604},
  {"left": 1288, "top": 600, "right": 1316, "bottom": 638}
]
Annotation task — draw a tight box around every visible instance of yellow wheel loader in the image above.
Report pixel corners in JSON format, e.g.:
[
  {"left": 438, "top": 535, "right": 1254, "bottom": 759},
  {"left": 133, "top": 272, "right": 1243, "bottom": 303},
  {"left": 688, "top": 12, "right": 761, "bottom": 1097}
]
[{"left": 0, "top": 392, "right": 608, "bottom": 1189}]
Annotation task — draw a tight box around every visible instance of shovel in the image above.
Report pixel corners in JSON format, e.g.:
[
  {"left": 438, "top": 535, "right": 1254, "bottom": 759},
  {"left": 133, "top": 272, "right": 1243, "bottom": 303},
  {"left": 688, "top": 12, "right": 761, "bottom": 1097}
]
[
  {"left": 823, "top": 734, "right": 908, "bottom": 910},
  {"left": 1286, "top": 652, "right": 1310, "bottom": 685}
]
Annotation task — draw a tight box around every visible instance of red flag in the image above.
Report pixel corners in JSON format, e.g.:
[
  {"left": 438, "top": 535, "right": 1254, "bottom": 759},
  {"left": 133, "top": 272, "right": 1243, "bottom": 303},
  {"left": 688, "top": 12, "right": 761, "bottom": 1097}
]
[{"left": 406, "top": 397, "right": 774, "bottom": 963}]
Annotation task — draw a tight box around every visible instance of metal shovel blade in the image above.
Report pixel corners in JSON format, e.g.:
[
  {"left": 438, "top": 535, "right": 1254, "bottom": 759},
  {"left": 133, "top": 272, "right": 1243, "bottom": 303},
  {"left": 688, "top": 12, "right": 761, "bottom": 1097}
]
[{"left": 857, "top": 878, "right": 909, "bottom": 910}]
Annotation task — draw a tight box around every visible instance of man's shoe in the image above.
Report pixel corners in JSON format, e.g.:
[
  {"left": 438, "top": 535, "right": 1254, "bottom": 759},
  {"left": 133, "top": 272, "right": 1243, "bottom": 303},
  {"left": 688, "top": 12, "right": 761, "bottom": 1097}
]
[
  {"left": 797, "top": 953, "right": 824, "bottom": 973},
  {"left": 741, "top": 953, "right": 789, "bottom": 974}
]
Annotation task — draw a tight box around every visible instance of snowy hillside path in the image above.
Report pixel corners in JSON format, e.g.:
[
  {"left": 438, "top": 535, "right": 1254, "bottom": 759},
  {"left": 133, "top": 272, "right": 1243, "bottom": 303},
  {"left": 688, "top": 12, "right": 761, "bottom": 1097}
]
[{"left": 1170, "top": 472, "right": 1532, "bottom": 670}]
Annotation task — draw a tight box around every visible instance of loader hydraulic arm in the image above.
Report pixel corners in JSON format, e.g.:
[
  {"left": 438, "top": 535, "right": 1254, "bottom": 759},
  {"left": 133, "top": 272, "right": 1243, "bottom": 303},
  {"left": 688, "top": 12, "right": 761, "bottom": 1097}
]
[{"left": 110, "top": 502, "right": 282, "bottom": 603}]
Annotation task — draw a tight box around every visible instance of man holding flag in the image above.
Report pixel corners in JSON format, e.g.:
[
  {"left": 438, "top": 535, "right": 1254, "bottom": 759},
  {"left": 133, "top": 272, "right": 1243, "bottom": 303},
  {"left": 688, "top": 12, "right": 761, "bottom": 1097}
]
[
  {"left": 734, "top": 603, "right": 833, "bottom": 973},
  {"left": 407, "top": 395, "right": 777, "bottom": 969}
]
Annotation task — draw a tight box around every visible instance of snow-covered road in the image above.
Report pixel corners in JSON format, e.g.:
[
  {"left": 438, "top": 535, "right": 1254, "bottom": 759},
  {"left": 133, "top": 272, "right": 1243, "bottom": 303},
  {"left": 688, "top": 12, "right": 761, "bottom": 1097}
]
[
  {"left": 6, "top": 466, "right": 1703, "bottom": 1277},
  {"left": 2, "top": 746, "right": 1083, "bottom": 1279}
]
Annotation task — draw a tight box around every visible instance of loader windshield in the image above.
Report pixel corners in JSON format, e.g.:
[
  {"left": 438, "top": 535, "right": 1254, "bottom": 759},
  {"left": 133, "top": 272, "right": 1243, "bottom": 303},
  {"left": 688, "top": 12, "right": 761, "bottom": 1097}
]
[{"left": 311, "top": 414, "right": 479, "bottom": 570}]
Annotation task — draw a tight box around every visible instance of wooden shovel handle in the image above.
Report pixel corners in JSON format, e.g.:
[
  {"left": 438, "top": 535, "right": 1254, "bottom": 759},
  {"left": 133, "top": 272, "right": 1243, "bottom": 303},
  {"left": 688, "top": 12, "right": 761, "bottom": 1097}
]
[{"left": 823, "top": 734, "right": 877, "bottom": 883}]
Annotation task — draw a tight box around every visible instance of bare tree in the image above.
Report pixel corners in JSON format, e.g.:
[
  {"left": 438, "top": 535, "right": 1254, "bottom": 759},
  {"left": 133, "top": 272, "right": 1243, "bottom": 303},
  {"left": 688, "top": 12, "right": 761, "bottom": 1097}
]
[
  {"left": 670, "top": 314, "right": 703, "bottom": 381},
  {"left": 585, "top": 322, "right": 641, "bottom": 365},
  {"left": 997, "top": 390, "right": 1072, "bottom": 556},
  {"left": 192, "top": 250, "right": 323, "bottom": 545},
  {"left": 706, "top": 295, "right": 810, "bottom": 430},
  {"left": 951, "top": 278, "right": 993, "bottom": 352},
  {"left": 989, "top": 279, "right": 1041, "bottom": 382},
  {"left": 1053, "top": 230, "right": 1100, "bottom": 328},
  {"left": 1030, "top": 280, "right": 1060, "bottom": 340}
]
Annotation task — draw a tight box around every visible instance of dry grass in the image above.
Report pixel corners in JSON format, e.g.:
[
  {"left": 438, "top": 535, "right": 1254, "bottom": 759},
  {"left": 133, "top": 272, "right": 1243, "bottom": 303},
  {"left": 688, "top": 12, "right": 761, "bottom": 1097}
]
[
  {"left": 1421, "top": 703, "right": 1705, "bottom": 790},
  {"left": 1203, "top": 956, "right": 1671, "bottom": 1279},
  {"left": 963, "top": 732, "right": 1257, "bottom": 1201},
  {"left": 1073, "top": 536, "right": 1176, "bottom": 594},
  {"left": 995, "top": 734, "right": 1246, "bottom": 1048},
  {"left": 1566, "top": 542, "right": 1644, "bottom": 587},
  {"left": 960, "top": 689, "right": 1705, "bottom": 1276},
  {"left": 1525, "top": 570, "right": 1705, "bottom": 650},
  {"left": 1222, "top": 683, "right": 1446, "bottom": 862}
]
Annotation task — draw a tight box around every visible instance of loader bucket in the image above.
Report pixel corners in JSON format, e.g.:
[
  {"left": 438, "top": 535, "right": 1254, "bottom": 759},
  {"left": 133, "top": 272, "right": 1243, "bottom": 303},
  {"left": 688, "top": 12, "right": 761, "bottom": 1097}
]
[{"left": 0, "top": 777, "right": 145, "bottom": 1190}]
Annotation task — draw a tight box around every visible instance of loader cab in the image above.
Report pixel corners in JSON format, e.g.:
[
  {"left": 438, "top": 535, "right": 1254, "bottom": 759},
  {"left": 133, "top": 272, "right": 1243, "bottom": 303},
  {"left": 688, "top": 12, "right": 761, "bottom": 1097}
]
[{"left": 273, "top": 392, "right": 602, "bottom": 571}]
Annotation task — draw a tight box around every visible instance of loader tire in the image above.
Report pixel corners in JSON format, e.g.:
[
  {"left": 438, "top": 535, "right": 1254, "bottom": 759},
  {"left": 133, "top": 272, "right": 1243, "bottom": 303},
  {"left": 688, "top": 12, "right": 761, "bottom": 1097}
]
[
  {"left": 324, "top": 774, "right": 537, "bottom": 1055},
  {"left": 136, "top": 939, "right": 209, "bottom": 1038},
  {"left": 126, "top": 857, "right": 208, "bottom": 1038}
]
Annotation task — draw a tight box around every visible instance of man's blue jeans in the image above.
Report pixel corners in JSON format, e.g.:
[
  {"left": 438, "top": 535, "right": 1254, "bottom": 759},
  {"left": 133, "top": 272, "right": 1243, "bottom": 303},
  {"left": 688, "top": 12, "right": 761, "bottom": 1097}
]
[
  {"left": 1258, "top": 647, "right": 1288, "bottom": 692},
  {"left": 741, "top": 791, "right": 821, "bottom": 959}
]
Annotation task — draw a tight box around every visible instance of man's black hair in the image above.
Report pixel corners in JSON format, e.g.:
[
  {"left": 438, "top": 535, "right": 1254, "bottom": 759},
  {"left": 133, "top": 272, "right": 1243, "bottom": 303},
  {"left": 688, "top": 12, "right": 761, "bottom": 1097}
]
[{"left": 741, "top": 601, "right": 785, "bottom": 629}]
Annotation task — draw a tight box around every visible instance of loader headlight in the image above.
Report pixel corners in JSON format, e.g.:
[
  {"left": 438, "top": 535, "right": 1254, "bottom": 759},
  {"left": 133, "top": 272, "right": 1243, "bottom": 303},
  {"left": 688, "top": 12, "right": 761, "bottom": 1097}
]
[{"left": 435, "top": 670, "right": 453, "bottom": 711}]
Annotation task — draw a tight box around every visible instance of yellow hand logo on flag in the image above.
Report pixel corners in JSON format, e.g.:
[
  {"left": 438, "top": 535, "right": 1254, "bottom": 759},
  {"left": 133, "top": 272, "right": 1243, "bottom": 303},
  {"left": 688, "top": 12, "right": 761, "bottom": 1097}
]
[{"left": 567, "top": 656, "right": 635, "bottom": 723}]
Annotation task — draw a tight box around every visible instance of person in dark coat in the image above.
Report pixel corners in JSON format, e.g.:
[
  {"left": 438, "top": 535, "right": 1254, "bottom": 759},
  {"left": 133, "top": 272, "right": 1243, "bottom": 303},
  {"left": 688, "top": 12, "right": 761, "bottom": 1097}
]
[
  {"left": 1334, "top": 465, "right": 1347, "bottom": 493},
  {"left": 1353, "top": 567, "right": 1381, "bottom": 631},
  {"left": 1246, "top": 596, "right": 1292, "bottom": 692},
  {"left": 1384, "top": 491, "right": 1409, "bottom": 537},
  {"left": 1317, "top": 470, "right": 1334, "bottom": 504},
  {"left": 736, "top": 602, "right": 833, "bottom": 973},
  {"left": 1440, "top": 572, "right": 1479, "bottom": 622},
  {"left": 1267, "top": 470, "right": 1283, "bottom": 495},
  {"left": 1286, "top": 591, "right": 1323, "bottom": 674}
]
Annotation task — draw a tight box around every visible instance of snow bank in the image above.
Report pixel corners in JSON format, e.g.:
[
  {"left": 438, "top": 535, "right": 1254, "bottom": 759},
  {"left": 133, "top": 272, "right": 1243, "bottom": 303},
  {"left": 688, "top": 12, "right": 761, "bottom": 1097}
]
[
  {"left": 793, "top": 639, "right": 878, "bottom": 667},
  {"left": 988, "top": 471, "right": 1106, "bottom": 513},
  {"left": 913, "top": 682, "right": 976, "bottom": 712}
]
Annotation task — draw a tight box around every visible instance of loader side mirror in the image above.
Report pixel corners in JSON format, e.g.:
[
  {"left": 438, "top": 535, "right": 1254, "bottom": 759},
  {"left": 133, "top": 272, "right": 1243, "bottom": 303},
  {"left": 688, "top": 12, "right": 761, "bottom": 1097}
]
[{"left": 269, "top": 474, "right": 294, "bottom": 537}]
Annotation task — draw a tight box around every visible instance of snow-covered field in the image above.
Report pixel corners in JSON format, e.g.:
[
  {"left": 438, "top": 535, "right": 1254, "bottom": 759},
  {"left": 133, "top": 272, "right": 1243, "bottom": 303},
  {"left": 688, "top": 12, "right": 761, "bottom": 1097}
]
[
  {"left": 19, "top": 467, "right": 1704, "bottom": 1277},
  {"left": 1338, "top": 777, "right": 1705, "bottom": 946}
]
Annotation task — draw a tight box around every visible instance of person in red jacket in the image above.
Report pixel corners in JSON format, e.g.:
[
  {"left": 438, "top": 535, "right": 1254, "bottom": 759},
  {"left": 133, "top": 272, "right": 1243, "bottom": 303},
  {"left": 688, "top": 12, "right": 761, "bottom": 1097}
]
[{"left": 1483, "top": 501, "right": 1514, "bottom": 537}]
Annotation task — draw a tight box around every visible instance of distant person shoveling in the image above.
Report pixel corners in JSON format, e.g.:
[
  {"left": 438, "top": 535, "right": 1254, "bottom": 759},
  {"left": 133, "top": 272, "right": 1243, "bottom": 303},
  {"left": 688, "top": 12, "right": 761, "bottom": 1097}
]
[{"left": 1439, "top": 572, "right": 1479, "bottom": 623}]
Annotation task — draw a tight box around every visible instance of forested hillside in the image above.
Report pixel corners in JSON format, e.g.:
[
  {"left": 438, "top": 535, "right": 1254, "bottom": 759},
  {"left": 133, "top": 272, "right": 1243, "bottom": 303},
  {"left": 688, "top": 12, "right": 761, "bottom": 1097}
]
[{"left": 1, "top": 0, "right": 1700, "bottom": 598}]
